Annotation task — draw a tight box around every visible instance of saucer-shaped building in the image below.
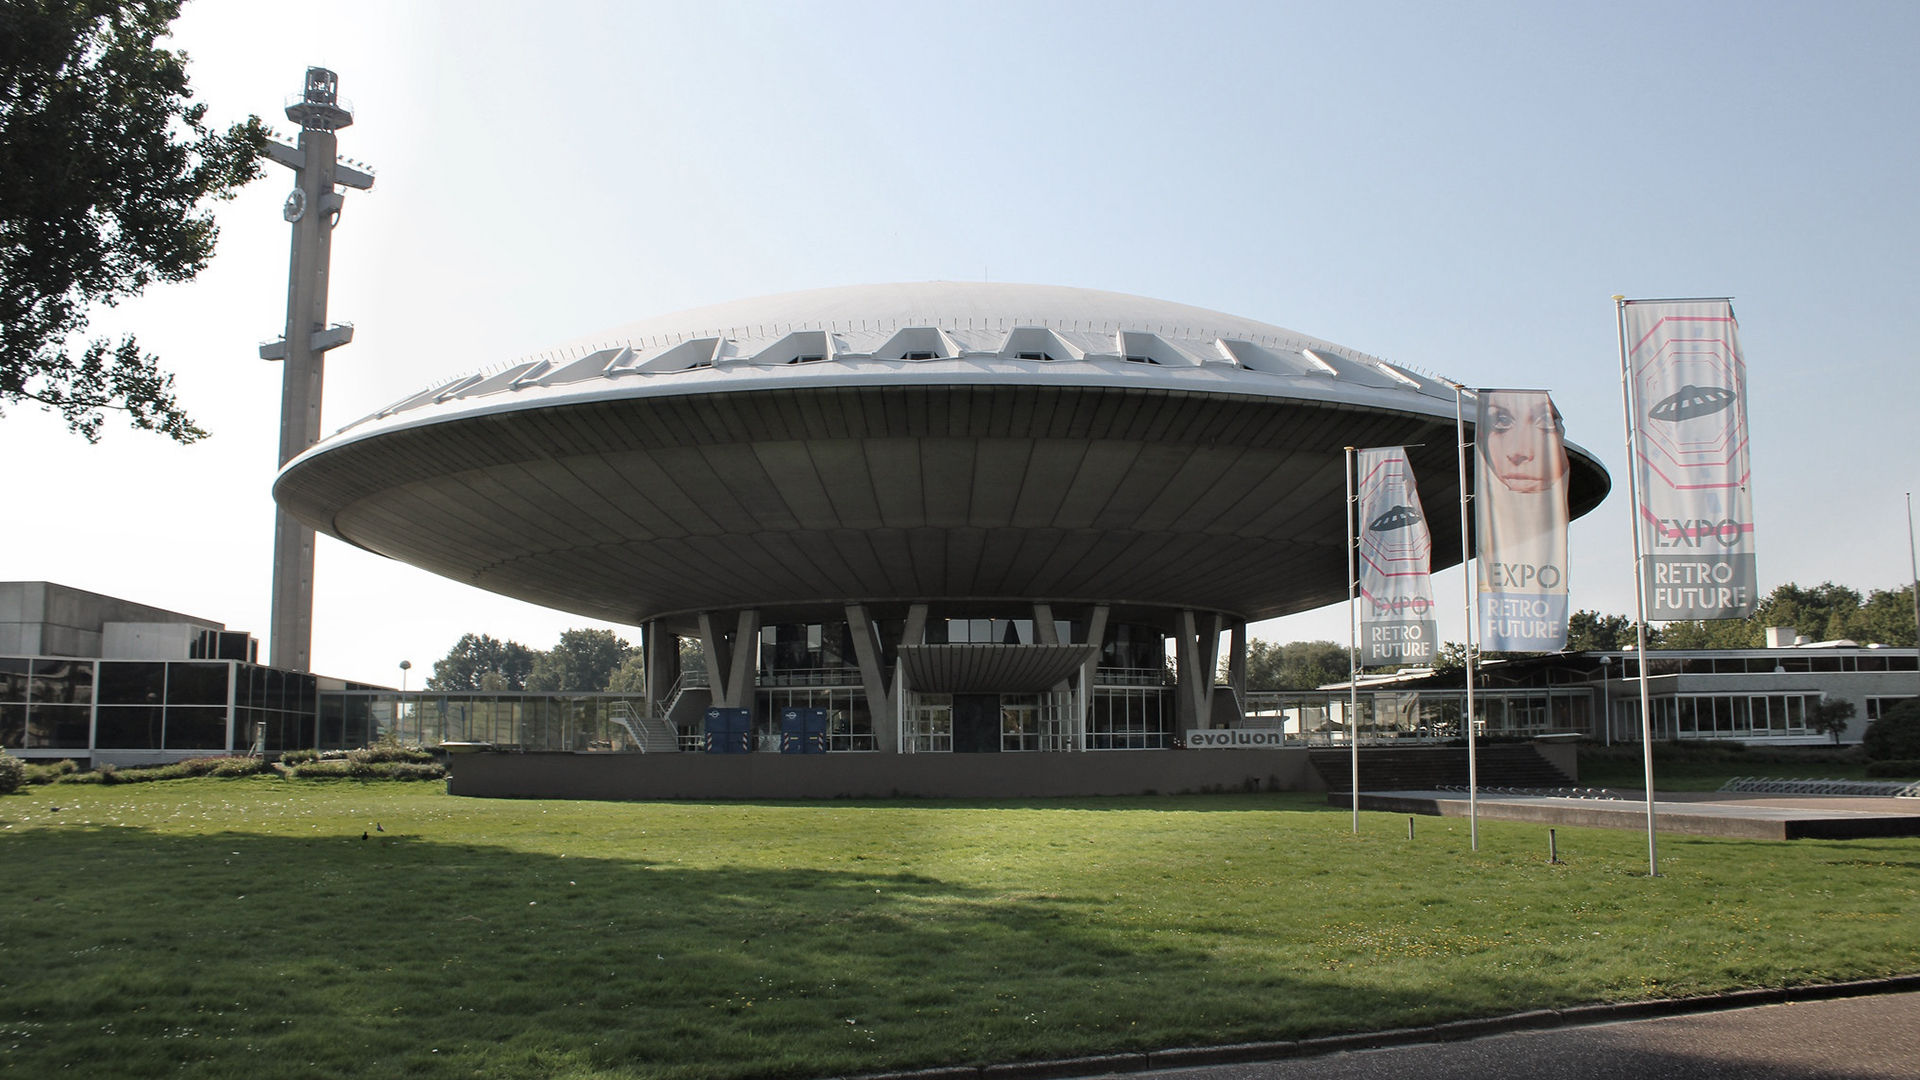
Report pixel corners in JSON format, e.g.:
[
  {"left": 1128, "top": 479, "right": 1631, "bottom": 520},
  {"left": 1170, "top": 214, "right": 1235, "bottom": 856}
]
[{"left": 275, "top": 282, "right": 1609, "bottom": 758}]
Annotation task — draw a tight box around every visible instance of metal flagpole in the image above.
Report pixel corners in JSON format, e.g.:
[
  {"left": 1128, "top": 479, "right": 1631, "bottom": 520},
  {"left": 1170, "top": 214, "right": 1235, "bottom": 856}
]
[
  {"left": 1346, "top": 446, "right": 1361, "bottom": 834},
  {"left": 1909, "top": 493, "right": 1919, "bottom": 694},
  {"left": 1615, "top": 296, "right": 1660, "bottom": 877},
  {"left": 1452, "top": 385, "right": 1479, "bottom": 851}
]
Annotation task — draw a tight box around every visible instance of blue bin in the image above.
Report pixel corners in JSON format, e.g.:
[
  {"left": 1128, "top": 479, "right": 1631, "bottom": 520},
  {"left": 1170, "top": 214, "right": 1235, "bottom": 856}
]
[
  {"left": 779, "top": 707, "right": 829, "bottom": 754},
  {"left": 703, "top": 707, "right": 752, "bottom": 753}
]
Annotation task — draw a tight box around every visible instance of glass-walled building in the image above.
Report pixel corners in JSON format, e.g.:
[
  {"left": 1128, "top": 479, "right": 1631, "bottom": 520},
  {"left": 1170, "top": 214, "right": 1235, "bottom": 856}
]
[{"left": 0, "top": 655, "right": 334, "bottom": 763}]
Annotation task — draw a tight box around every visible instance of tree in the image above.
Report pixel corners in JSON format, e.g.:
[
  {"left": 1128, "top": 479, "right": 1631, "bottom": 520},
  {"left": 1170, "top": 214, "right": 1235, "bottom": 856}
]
[
  {"left": 1636, "top": 581, "right": 1914, "bottom": 650},
  {"left": 1807, "top": 698, "right": 1857, "bottom": 746},
  {"left": 524, "top": 628, "right": 635, "bottom": 692},
  {"left": 425, "top": 634, "right": 537, "bottom": 692},
  {"left": 1237, "top": 639, "right": 1350, "bottom": 690},
  {"left": 605, "top": 653, "right": 647, "bottom": 696},
  {"left": 1566, "top": 610, "right": 1636, "bottom": 651},
  {"left": 1862, "top": 699, "right": 1920, "bottom": 761},
  {"left": 1, "top": 0, "right": 264, "bottom": 442}
]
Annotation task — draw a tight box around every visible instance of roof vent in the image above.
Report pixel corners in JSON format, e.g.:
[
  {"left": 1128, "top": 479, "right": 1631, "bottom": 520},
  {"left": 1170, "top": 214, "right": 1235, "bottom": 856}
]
[
  {"left": 1001, "top": 327, "right": 1080, "bottom": 362},
  {"left": 636, "top": 337, "right": 722, "bottom": 372},
  {"left": 875, "top": 327, "right": 956, "bottom": 360},
  {"left": 752, "top": 329, "right": 835, "bottom": 365},
  {"left": 1118, "top": 330, "right": 1201, "bottom": 366}
]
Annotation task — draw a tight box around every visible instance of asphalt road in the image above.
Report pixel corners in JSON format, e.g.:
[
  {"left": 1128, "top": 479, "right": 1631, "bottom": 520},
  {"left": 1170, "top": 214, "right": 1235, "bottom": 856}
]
[{"left": 1140, "top": 991, "right": 1920, "bottom": 1080}]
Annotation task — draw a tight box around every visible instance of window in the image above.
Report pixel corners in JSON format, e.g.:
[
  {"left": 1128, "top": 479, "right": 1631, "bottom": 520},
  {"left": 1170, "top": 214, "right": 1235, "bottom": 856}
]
[
  {"left": 909, "top": 695, "right": 953, "bottom": 753},
  {"left": 1868, "top": 697, "right": 1917, "bottom": 720},
  {"left": 1088, "top": 687, "right": 1169, "bottom": 749}
]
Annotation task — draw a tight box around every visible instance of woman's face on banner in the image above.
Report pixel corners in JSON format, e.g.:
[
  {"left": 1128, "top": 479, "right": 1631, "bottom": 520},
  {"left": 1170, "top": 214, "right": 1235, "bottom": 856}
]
[{"left": 1483, "top": 393, "right": 1568, "bottom": 494}]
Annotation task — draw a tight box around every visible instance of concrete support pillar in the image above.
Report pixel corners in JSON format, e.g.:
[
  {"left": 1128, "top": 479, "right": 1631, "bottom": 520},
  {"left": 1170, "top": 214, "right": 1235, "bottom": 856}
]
[
  {"left": 1225, "top": 618, "right": 1248, "bottom": 724},
  {"left": 697, "top": 610, "right": 760, "bottom": 710},
  {"left": 1176, "top": 609, "right": 1223, "bottom": 731},
  {"left": 844, "top": 603, "right": 928, "bottom": 754},
  {"left": 642, "top": 620, "right": 680, "bottom": 713},
  {"left": 1078, "top": 605, "right": 1110, "bottom": 752}
]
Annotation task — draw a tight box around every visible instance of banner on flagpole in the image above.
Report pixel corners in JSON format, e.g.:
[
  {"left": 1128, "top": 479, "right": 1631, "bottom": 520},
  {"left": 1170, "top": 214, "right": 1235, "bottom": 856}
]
[
  {"left": 1475, "top": 390, "right": 1571, "bottom": 651},
  {"left": 1357, "top": 447, "right": 1438, "bottom": 665},
  {"left": 1623, "top": 300, "right": 1755, "bottom": 621}
]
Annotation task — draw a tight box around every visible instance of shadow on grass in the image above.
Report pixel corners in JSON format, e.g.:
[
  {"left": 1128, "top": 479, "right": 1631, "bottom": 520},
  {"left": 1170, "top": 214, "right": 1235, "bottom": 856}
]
[{"left": 0, "top": 821, "right": 1567, "bottom": 1080}]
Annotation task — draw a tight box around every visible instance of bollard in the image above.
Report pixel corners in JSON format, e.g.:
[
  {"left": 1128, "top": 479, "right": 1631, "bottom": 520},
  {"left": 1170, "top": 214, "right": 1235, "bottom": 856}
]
[
  {"left": 1549, "top": 827, "right": 1560, "bottom": 864},
  {"left": 1408, "top": 816, "right": 1415, "bottom": 840}
]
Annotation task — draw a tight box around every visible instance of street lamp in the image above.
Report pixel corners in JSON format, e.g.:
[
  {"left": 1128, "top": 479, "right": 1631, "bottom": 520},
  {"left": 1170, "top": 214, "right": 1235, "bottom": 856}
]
[
  {"left": 399, "top": 659, "right": 411, "bottom": 692},
  {"left": 1598, "top": 654, "right": 1612, "bottom": 747}
]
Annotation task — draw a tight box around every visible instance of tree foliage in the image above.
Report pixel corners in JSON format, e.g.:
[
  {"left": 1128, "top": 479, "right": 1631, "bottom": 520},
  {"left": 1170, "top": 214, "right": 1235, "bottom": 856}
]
[
  {"left": 1567, "top": 610, "right": 1638, "bottom": 651},
  {"left": 427, "top": 629, "right": 640, "bottom": 694},
  {"left": 1862, "top": 699, "right": 1920, "bottom": 762},
  {"left": 425, "top": 634, "right": 537, "bottom": 692},
  {"left": 1235, "top": 639, "right": 1350, "bottom": 690},
  {"left": 1807, "top": 698, "right": 1857, "bottom": 745},
  {"left": 1, "top": 0, "right": 264, "bottom": 441},
  {"left": 1652, "top": 582, "right": 1915, "bottom": 649},
  {"left": 525, "top": 628, "right": 636, "bottom": 693}
]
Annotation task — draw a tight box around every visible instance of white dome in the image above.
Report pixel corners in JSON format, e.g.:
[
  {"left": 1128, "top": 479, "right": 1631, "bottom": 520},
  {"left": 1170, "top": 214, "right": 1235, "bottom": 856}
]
[{"left": 329, "top": 281, "right": 1459, "bottom": 443}]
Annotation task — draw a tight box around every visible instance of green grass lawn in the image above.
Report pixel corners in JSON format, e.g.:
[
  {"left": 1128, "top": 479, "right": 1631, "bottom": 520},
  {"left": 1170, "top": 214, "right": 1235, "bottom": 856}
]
[{"left": 3, "top": 779, "right": 1918, "bottom": 1080}]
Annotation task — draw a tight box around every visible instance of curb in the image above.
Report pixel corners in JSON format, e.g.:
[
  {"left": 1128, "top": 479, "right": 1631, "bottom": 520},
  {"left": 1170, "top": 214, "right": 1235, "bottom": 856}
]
[{"left": 842, "top": 974, "right": 1920, "bottom": 1080}]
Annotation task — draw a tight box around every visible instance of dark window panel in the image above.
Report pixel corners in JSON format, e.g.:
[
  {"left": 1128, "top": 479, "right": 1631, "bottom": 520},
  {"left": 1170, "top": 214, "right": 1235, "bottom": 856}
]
[
  {"left": 0, "top": 703, "right": 23, "bottom": 747},
  {"left": 30, "top": 659, "right": 94, "bottom": 704},
  {"left": 25, "top": 704, "right": 90, "bottom": 748},
  {"left": 166, "top": 663, "right": 230, "bottom": 706},
  {"left": 95, "top": 706, "right": 162, "bottom": 749},
  {"left": 98, "top": 663, "right": 166, "bottom": 706},
  {"left": 163, "top": 707, "right": 229, "bottom": 751},
  {"left": 0, "top": 658, "right": 28, "bottom": 703}
]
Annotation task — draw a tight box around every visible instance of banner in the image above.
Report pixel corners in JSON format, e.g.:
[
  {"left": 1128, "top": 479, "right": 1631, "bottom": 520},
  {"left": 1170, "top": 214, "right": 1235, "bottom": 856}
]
[
  {"left": 1356, "top": 447, "right": 1438, "bottom": 664},
  {"left": 1475, "top": 390, "right": 1570, "bottom": 650},
  {"left": 1622, "top": 300, "right": 1755, "bottom": 620}
]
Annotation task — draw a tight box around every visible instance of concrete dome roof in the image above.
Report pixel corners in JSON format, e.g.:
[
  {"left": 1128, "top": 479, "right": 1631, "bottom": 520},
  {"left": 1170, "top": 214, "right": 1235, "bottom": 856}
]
[
  {"left": 277, "top": 282, "right": 1610, "bottom": 628},
  {"left": 327, "top": 282, "right": 1464, "bottom": 442}
]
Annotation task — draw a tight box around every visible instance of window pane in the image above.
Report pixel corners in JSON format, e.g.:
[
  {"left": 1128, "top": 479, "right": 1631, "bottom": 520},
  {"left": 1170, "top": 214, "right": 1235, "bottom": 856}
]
[
  {"left": 166, "top": 663, "right": 230, "bottom": 706},
  {"left": 26, "top": 704, "right": 90, "bottom": 748},
  {"left": 99, "top": 662, "right": 166, "bottom": 706},
  {"left": 0, "top": 703, "right": 22, "bottom": 747},
  {"left": 165, "top": 707, "right": 229, "bottom": 751},
  {"left": 96, "top": 706, "right": 162, "bottom": 748},
  {"left": 0, "top": 658, "right": 28, "bottom": 703},
  {"left": 31, "top": 659, "right": 94, "bottom": 704}
]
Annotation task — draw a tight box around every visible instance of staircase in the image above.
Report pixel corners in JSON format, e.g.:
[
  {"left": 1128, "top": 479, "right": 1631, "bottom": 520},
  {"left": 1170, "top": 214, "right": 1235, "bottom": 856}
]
[
  {"left": 609, "top": 701, "right": 679, "bottom": 753},
  {"left": 1309, "top": 744, "right": 1573, "bottom": 792}
]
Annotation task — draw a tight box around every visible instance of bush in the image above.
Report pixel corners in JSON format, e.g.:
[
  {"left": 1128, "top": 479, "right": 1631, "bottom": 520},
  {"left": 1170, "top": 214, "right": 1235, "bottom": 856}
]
[
  {"left": 286, "top": 757, "right": 446, "bottom": 781},
  {"left": 23, "top": 759, "right": 79, "bottom": 784},
  {"left": 1864, "top": 759, "right": 1920, "bottom": 779},
  {"left": 279, "top": 749, "right": 321, "bottom": 766},
  {"left": 0, "top": 751, "right": 23, "bottom": 795},
  {"left": 1862, "top": 700, "right": 1920, "bottom": 761}
]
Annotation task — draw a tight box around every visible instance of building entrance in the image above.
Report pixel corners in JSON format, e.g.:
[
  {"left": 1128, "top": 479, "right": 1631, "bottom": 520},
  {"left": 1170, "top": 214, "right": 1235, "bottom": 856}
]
[{"left": 952, "top": 693, "right": 1000, "bottom": 753}]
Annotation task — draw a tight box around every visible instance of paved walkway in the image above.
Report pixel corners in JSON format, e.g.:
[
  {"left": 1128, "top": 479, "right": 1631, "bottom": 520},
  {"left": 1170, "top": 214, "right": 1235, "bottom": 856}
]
[
  {"left": 1137, "top": 990, "right": 1920, "bottom": 1080},
  {"left": 1345, "top": 790, "right": 1920, "bottom": 840}
]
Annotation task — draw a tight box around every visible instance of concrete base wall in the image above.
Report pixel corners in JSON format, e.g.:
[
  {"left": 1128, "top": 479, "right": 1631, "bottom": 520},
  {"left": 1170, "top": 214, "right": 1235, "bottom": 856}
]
[{"left": 446, "top": 748, "right": 1327, "bottom": 801}]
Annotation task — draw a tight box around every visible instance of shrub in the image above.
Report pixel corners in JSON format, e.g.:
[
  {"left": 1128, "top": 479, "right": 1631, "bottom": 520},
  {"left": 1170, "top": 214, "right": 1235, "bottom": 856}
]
[
  {"left": 1864, "top": 759, "right": 1920, "bottom": 779},
  {"left": 24, "top": 759, "right": 79, "bottom": 784},
  {"left": 0, "top": 751, "right": 23, "bottom": 795},
  {"left": 351, "top": 743, "right": 436, "bottom": 765},
  {"left": 279, "top": 749, "right": 321, "bottom": 766},
  {"left": 286, "top": 758, "right": 446, "bottom": 781},
  {"left": 1862, "top": 700, "right": 1920, "bottom": 761}
]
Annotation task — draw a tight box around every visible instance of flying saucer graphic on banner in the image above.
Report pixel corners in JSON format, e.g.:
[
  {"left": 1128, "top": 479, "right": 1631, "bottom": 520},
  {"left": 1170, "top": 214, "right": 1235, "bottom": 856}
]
[
  {"left": 1624, "top": 300, "right": 1756, "bottom": 621},
  {"left": 1356, "top": 448, "right": 1437, "bottom": 664}
]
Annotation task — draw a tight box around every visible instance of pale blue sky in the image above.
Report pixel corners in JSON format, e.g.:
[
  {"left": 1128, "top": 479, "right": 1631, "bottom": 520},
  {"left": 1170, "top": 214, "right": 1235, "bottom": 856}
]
[{"left": 4, "top": 1, "right": 1916, "bottom": 685}]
